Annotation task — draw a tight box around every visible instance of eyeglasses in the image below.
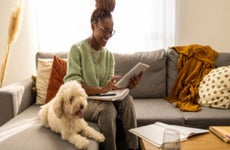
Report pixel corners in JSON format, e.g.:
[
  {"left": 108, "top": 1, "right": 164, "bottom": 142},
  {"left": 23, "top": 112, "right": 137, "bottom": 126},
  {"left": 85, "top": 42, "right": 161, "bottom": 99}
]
[{"left": 97, "top": 24, "right": 115, "bottom": 37}]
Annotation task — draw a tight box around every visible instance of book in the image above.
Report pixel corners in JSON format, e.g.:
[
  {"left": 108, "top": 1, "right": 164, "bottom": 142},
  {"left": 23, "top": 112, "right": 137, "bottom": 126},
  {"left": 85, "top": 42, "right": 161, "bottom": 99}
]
[
  {"left": 115, "top": 62, "right": 150, "bottom": 87},
  {"left": 129, "top": 122, "right": 209, "bottom": 148},
  {"left": 209, "top": 126, "right": 230, "bottom": 143},
  {"left": 88, "top": 88, "right": 129, "bottom": 101}
]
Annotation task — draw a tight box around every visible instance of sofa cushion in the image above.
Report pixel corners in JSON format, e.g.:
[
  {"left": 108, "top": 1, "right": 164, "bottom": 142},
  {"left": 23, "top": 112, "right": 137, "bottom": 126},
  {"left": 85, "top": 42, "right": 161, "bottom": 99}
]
[
  {"left": 166, "top": 48, "right": 179, "bottom": 96},
  {"left": 215, "top": 52, "right": 230, "bottom": 67},
  {"left": 0, "top": 105, "right": 99, "bottom": 150},
  {"left": 182, "top": 106, "right": 230, "bottom": 129},
  {"left": 133, "top": 99, "right": 184, "bottom": 127},
  {"left": 114, "top": 49, "right": 167, "bottom": 98}
]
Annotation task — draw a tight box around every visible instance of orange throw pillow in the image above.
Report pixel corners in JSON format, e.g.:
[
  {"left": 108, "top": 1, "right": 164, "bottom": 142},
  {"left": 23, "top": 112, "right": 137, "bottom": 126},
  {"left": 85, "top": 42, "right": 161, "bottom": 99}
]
[{"left": 45, "top": 55, "right": 67, "bottom": 103}]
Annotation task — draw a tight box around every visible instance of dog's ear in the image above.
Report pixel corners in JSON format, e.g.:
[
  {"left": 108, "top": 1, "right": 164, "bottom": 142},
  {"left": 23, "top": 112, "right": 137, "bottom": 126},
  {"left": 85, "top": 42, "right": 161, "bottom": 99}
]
[{"left": 53, "top": 97, "right": 64, "bottom": 118}]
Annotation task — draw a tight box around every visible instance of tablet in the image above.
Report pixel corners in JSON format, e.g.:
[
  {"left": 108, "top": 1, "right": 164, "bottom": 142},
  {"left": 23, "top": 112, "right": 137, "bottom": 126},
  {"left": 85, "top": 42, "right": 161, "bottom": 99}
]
[{"left": 115, "top": 62, "right": 150, "bottom": 87}]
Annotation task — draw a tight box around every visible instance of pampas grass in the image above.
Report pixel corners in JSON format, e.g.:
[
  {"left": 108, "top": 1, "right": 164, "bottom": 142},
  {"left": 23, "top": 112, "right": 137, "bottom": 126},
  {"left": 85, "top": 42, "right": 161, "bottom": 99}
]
[{"left": 0, "top": 0, "right": 24, "bottom": 87}]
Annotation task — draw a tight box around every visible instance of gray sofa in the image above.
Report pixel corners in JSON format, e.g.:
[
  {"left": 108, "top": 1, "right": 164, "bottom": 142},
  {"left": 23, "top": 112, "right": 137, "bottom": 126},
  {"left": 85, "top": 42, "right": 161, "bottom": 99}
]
[{"left": 0, "top": 48, "right": 230, "bottom": 150}]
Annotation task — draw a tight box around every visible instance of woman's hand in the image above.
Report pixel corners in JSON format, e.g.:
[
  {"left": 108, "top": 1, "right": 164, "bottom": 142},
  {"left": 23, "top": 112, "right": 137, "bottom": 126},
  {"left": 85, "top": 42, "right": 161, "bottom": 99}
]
[
  {"left": 101, "top": 75, "right": 125, "bottom": 93},
  {"left": 100, "top": 79, "right": 115, "bottom": 93},
  {"left": 127, "top": 71, "right": 143, "bottom": 90}
]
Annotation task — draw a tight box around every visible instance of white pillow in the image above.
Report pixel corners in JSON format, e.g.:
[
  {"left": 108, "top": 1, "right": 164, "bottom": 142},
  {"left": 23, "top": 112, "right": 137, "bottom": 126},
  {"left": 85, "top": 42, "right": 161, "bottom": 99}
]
[
  {"left": 198, "top": 66, "right": 230, "bottom": 109},
  {"left": 36, "top": 58, "right": 53, "bottom": 105}
]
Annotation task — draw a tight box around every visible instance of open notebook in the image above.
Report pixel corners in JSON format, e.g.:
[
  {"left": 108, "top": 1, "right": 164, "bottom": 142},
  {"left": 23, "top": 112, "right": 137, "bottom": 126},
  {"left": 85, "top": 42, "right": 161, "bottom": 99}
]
[{"left": 129, "top": 122, "right": 209, "bottom": 147}]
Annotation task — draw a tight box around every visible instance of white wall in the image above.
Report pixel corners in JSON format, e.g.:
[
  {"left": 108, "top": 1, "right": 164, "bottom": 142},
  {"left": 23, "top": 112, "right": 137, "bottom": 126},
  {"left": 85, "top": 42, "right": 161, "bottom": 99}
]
[
  {"left": 175, "top": 0, "right": 230, "bottom": 52},
  {"left": 0, "top": 0, "right": 38, "bottom": 86},
  {"left": 0, "top": 0, "right": 230, "bottom": 86}
]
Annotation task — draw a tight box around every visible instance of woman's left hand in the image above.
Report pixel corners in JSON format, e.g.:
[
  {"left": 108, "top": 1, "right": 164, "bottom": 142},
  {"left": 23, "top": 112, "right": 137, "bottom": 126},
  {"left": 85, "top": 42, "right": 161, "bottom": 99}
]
[{"left": 127, "top": 71, "right": 144, "bottom": 90}]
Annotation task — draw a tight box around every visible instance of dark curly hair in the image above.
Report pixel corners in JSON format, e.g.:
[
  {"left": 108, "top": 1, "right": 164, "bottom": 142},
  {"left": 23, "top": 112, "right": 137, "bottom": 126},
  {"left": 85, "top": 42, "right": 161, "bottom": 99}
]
[{"left": 90, "top": 8, "right": 112, "bottom": 24}]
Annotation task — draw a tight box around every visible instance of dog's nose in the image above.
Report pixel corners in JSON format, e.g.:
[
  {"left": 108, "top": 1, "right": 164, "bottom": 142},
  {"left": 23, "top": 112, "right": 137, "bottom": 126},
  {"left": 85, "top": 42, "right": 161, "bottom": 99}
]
[{"left": 80, "top": 104, "right": 84, "bottom": 110}]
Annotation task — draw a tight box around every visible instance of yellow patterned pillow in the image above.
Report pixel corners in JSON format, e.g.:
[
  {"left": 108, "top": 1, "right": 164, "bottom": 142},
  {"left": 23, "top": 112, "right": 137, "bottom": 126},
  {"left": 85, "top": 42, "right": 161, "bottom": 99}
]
[{"left": 198, "top": 66, "right": 230, "bottom": 109}]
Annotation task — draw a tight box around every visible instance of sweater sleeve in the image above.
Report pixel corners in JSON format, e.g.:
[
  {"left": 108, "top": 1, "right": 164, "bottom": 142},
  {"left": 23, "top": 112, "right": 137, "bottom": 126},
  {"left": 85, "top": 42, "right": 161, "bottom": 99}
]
[{"left": 64, "top": 44, "right": 83, "bottom": 83}]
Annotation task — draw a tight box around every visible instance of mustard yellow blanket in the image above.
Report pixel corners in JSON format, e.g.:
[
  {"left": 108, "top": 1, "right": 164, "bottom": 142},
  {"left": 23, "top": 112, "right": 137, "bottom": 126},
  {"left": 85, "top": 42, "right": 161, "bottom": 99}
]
[{"left": 166, "top": 44, "right": 218, "bottom": 111}]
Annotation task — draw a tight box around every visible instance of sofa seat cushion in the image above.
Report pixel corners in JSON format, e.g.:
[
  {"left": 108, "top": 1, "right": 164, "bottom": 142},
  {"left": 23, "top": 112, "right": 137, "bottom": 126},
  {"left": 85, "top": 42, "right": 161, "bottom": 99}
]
[
  {"left": 0, "top": 105, "right": 99, "bottom": 150},
  {"left": 182, "top": 107, "right": 230, "bottom": 129},
  {"left": 134, "top": 99, "right": 184, "bottom": 127}
]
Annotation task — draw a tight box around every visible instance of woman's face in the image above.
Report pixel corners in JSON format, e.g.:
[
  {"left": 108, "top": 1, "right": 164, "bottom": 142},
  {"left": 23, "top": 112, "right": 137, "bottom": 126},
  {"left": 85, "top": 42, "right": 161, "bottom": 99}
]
[{"left": 93, "top": 17, "right": 114, "bottom": 47}]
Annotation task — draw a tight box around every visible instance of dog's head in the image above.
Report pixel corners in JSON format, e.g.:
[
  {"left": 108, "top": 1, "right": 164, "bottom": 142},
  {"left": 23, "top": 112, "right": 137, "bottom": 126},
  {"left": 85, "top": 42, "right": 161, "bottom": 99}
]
[{"left": 53, "top": 81, "right": 88, "bottom": 119}]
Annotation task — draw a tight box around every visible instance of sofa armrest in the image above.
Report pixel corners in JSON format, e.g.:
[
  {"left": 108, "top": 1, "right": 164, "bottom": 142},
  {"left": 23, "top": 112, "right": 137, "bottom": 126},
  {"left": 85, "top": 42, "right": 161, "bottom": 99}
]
[{"left": 0, "top": 78, "right": 35, "bottom": 126}]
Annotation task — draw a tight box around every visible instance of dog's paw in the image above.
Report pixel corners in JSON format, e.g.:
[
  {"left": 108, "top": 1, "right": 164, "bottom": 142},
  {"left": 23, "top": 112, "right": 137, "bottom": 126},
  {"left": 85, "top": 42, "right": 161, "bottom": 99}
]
[
  {"left": 96, "top": 133, "right": 105, "bottom": 142},
  {"left": 75, "top": 138, "right": 89, "bottom": 150}
]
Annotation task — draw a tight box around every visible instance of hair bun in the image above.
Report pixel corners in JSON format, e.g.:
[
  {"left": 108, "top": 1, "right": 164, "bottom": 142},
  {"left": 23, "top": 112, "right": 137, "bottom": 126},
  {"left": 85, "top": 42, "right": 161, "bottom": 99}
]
[{"left": 95, "top": 0, "right": 116, "bottom": 12}]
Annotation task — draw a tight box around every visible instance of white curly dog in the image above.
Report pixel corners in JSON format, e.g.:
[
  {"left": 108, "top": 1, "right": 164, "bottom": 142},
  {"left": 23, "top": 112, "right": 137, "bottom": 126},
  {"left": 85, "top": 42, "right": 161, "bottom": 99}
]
[{"left": 38, "top": 81, "right": 105, "bottom": 149}]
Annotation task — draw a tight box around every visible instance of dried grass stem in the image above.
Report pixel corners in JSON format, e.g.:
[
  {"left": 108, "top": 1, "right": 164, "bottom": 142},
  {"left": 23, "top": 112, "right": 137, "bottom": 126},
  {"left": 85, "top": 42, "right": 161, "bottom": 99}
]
[{"left": 0, "top": 0, "right": 24, "bottom": 87}]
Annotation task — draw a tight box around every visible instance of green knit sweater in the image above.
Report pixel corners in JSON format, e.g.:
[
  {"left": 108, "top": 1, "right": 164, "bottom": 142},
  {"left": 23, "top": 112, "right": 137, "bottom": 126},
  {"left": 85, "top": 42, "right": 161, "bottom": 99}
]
[{"left": 64, "top": 39, "right": 115, "bottom": 87}]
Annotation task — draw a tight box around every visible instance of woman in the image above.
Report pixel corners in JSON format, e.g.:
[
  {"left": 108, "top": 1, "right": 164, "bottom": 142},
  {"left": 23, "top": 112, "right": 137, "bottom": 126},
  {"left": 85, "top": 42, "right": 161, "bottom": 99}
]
[{"left": 64, "top": 8, "right": 142, "bottom": 150}]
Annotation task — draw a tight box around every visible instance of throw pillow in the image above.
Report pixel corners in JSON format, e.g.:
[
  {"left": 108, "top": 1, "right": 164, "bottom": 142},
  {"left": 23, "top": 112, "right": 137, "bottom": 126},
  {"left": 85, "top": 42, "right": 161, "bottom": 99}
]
[
  {"left": 45, "top": 55, "right": 67, "bottom": 103},
  {"left": 198, "top": 66, "right": 230, "bottom": 109},
  {"left": 36, "top": 58, "right": 53, "bottom": 105}
]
